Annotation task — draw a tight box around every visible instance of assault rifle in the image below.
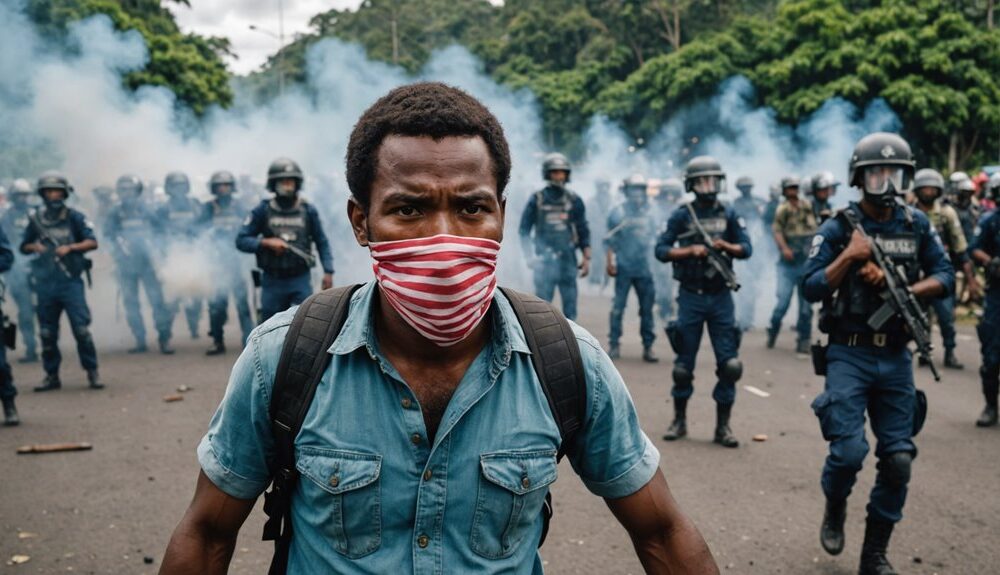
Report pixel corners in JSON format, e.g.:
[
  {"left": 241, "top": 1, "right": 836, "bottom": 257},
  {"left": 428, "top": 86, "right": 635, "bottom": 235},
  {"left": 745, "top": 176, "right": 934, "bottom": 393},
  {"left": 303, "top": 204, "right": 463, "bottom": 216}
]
[
  {"left": 277, "top": 233, "right": 316, "bottom": 268},
  {"left": 841, "top": 208, "right": 940, "bottom": 381},
  {"left": 684, "top": 203, "right": 740, "bottom": 292},
  {"left": 28, "top": 213, "right": 73, "bottom": 280}
]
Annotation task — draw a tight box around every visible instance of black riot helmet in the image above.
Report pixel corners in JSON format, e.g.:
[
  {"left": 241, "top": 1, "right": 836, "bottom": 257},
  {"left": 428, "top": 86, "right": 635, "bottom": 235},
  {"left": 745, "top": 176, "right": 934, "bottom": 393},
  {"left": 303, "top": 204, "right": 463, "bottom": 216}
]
[
  {"left": 266, "top": 157, "right": 304, "bottom": 196},
  {"left": 541, "top": 153, "right": 572, "bottom": 186},
  {"left": 848, "top": 132, "right": 914, "bottom": 208},
  {"left": 735, "top": 176, "right": 753, "bottom": 196},
  {"left": 913, "top": 168, "right": 945, "bottom": 205},
  {"left": 164, "top": 171, "right": 190, "bottom": 196},
  {"left": 684, "top": 156, "right": 726, "bottom": 204},
  {"left": 658, "top": 177, "right": 684, "bottom": 201},
  {"left": 622, "top": 173, "right": 648, "bottom": 202},
  {"left": 209, "top": 170, "right": 237, "bottom": 196},
  {"left": 955, "top": 178, "right": 976, "bottom": 203},
  {"left": 115, "top": 174, "right": 143, "bottom": 204},
  {"left": 780, "top": 175, "right": 800, "bottom": 197},
  {"left": 810, "top": 171, "right": 839, "bottom": 199},
  {"left": 36, "top": 171, "right": 73, "bottom": 198}
]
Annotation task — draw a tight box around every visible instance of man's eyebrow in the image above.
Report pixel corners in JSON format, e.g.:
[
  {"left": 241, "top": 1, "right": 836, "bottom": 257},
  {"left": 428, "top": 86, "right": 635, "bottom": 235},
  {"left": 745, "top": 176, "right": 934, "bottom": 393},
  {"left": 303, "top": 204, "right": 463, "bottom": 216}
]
[
  {"left": 381, "top": 190, "right": 432, "bottom": 203},
  {"left": 454, "top": 189, "right": 496, "bottom": 201}
]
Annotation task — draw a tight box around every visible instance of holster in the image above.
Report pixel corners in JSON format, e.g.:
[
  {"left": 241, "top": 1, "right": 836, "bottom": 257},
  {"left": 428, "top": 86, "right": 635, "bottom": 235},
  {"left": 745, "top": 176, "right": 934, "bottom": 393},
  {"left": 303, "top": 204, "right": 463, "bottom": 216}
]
[
  {"left": 665, "top": 321, "right": 682, "bottom": 354},
  {"left": 252, "top": 269, "right": 263, "bottom": 288},
  {"left": 3, "top": 320, "right": 16, "bottom": 350},
  {"left": 913, "top": 389, "right": 928, "bottom": 436},
  {"left": 811, "top": 342, "right": 828, "bottom": 376}
]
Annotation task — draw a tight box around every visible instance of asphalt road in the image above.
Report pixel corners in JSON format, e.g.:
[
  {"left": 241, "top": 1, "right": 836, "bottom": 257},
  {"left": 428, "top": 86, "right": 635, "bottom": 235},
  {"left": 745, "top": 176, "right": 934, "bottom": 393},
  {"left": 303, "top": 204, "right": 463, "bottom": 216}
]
[{"left": 1, "top": 290, "right": 998, "bottom": 574}]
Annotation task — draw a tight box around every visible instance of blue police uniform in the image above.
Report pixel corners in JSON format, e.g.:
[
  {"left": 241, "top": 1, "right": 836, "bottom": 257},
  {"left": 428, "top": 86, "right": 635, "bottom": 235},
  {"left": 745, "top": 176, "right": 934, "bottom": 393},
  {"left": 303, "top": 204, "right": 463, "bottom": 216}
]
[
  {"left": 1, "top": 203, "right": 37, "bottom": 359},
  {"left": 236, "top": 198, "right": 334, "bottom": 324},
  {"left": 203, "top": 197, "right": 254, "bottom": 345},
  {"left": 605, "top": 201, "right": 656, "bottom": 349},
  {"left": 971, "top": 210, "right": 1000, "bottom": 417},
  {"left": 158, "top": 195, "right": 204, "bottom": 339},
  {"left": 803, "top": 202, "right": 953, "bottom": 523},
  {"left": 105, "top": 201, "right": 174, "bottom": 348},
  {"left": 652, "top": 198, "right": 677, "bottom": 324},
  {"left": 518, "top": 186, "right": 590, "bottom": 321},
  {"left": 21, "top": 207, "right": 99, "bottom": 377},
  {"left": 655, "top": 201, "right": 752, "bottom": 405},
  {"left": 0, "top": 226, "right": 16, "bottom": 402}
]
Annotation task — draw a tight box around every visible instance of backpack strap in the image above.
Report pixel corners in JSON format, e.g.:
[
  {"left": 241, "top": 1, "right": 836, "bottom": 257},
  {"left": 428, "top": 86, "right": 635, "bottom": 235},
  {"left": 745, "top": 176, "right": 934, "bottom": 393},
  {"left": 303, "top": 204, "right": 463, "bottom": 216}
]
[{"left": 262, "top": 284, "right": 361, "bottom": 575}]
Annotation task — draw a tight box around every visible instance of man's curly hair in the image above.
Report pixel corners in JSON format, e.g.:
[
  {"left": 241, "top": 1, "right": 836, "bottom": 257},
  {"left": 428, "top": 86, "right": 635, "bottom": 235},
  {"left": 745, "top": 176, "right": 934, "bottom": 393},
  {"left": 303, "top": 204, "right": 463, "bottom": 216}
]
[{"left": 346, "top": 82, "right": 511, "bottom": 209}]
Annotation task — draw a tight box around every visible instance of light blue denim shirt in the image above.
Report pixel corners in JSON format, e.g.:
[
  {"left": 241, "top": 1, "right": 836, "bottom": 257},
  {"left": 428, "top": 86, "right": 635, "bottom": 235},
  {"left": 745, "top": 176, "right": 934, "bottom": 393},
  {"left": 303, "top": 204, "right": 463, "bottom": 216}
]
[{"left": 198, "top": 281, "right": 659, "bottom": 574}]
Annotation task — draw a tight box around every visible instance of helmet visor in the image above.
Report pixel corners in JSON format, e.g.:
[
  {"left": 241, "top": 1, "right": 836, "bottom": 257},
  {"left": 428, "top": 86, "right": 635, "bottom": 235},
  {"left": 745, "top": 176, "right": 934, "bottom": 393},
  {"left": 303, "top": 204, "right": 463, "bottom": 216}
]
[
  {"left": 690, "top": 175, "right": 724, "bottom": 195},
  {"left": 862, "top": 166, "right": 909, "bottom": 196}
]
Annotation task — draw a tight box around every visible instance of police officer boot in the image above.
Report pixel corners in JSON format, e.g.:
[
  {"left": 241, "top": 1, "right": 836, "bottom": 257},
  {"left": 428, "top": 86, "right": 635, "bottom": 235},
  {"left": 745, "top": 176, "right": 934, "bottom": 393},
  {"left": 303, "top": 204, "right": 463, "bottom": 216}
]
[
  {"left": 2, "top": 398, "right": 19, "bottom": 426},
  {"left": 858, "top": 518, "right": 898, "bottom": 575},
  {"left": 159, "top": 339, "right": 175, "bottom": 356},
  {"left": 820, "top": 498, "right": 847, "bottom": 555},
  {"left": 977, "top": 369, "right": 999, "bottom": 428},
  {"left": 943, "top": 348, "right": 963, "bottom": 370},
  {"left": 713, "top": 403, "right": 739, "bottom": 448},
  {"left": 205, "top": 340, "right": 226, "bottom": 356},
  {"left": 766, "top": 327, "right": 778, "bottom": 349},
  {"left": 128, "top": 341, "right": 148, "bottom": 354},
  {"left": 642, "top": 346, "right": 659, "bottom": 363},
  {"left": 34, "top": 374, "right": 61, "bottom": 392},
  {"left": 662, "top": 398, "right": 687, "bottom": 441},
  {"left": 796, "top": 339, "right": 810, "bottom": 355},
  {"left": 608, "top": 342, "right": 620, "bottom": 360},
  {"left": 87, "top": 370, "right": 104, "bottom": 390}
]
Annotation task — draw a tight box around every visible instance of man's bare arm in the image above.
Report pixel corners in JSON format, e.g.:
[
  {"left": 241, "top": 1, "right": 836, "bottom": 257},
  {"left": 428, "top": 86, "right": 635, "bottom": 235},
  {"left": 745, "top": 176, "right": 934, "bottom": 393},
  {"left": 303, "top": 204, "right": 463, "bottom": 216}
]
[
  {"left": 606, "top": 469, "right": 719, "bottom": 574},
  {"left": 159, "top": 471, "right": 257, "bottom": 575}
]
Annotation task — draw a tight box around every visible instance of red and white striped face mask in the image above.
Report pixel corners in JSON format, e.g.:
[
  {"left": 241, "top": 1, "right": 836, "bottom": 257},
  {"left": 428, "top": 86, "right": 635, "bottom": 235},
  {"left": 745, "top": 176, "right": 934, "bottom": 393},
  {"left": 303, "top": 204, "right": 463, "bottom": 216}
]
[{"left": 369, "top": 234, "right": 500, "bottom": 346}]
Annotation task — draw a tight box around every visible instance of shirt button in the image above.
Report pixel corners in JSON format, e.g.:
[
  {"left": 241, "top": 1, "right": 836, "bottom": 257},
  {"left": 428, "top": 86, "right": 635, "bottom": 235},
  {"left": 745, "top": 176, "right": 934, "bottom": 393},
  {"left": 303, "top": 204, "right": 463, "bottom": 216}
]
[
  {"left": 411, "top": 433, "right": 422, "bottom": 445},
  {"left": 423, "top": 469, "right": 432, "bottom": 481},
  {"left": 329, "top": 475, "right": 340, "bottom": 488},
  {"left": 401, "top": 398, "right": 412, "bottom": 409},
  {"left": 417, "top": 534, "right": 430, "bottom": 548},
  {"left": 521, "top": 476, "right": 531, "bottom": 489}
]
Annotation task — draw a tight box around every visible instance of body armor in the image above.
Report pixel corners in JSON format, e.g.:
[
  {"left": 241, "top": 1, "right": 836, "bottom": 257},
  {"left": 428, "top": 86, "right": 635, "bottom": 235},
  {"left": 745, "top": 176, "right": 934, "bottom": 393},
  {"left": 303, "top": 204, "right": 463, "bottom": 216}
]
[
  {"left": 533, "top": 188, "right": 578, "bottom": 254},
  {"left": 29, "top": 208, "right": 88, "bottom": 279},
  {"left": 257, "top": 199, "right": 313, "bottom": 277},
  {"left": 164, "top": 198, "right": 201, "bottom": 237},
  {"left": 675, "top": 203, "right": 733, "bottom": 292}
]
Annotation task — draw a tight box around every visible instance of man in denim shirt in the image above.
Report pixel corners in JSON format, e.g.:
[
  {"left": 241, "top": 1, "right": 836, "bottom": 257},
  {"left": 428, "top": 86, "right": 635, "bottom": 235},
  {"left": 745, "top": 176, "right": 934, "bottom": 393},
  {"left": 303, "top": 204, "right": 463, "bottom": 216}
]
[{"left": 161, "top": 83, "right": 718, "bottom": 575}]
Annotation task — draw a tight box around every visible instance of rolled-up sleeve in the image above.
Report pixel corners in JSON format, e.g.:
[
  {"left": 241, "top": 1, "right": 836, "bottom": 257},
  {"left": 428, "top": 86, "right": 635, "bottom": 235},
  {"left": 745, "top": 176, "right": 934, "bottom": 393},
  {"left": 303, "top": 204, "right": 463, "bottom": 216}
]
[
  {"left": 197, "top": 325, "right": 280, "bottom": 500},
  {"left": 566, "top": 330, "right": 660, "bottom": 500}
]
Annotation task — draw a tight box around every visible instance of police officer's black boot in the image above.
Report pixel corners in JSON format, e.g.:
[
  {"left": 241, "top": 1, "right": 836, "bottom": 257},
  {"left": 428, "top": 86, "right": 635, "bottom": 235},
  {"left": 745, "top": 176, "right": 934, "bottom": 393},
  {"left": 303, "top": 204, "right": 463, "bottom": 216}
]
[
  {"left": 820, "top": 497, "right": 846, "bottom": 555},
  {"left": 205, "top": 340, "right": 226, "bottom": 356},
  {"left": 766, "top": 327, "right": 778, "bottom": 349},
  {"left": 159, "top": 339, "right": 175, "bottom": 355},
  {"left": 977, "top": 367, "right": 999, "bottom": 428},
  {"left": 713, "top": 403, "right": 739, "bottom": 448},
  {"left": 34, "top": 374, "right": 61, "bottom": 392},
  {"left": 642, "top": 346, "right": 659, "bottom": 363},
  {"left": 858, "top": 518, "right": 898, "bottom": 575},
  {"left": 128, "top": 341, "right": 148, "bottom": 354},
  {"left": 608, "top": 342, "right": 620, "bottom": 360},
  {"left": 662, "top": 398, "right": 687, "bottom": 441},
  {"left": 2, "top": 398, "right": 19, "bottom": 426},
  {"left": 796, "top": 339, "right": 810, "bottom": 355},
  {"left": 87, "top": 370, "right": 104, "bottom": 390},
  {"left": 943, "top": 348, "right": 963, "bottom": 370}
]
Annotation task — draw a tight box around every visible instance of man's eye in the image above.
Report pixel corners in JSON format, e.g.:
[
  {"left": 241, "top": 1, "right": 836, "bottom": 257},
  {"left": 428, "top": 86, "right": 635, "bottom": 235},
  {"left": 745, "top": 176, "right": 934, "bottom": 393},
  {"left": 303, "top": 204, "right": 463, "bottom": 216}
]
[
  {"left": 462, "top": 205, "right": 483, "bottom": 215},
  {"left": 397, "top": 206, "right": 419, "bottom": 216}
]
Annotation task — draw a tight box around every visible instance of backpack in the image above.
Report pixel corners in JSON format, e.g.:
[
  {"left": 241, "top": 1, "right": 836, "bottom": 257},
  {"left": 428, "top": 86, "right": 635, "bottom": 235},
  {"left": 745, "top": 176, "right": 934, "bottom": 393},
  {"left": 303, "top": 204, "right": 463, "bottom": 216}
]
[{"left": 261, "top": 285, "right": 587, "bottom": 575}]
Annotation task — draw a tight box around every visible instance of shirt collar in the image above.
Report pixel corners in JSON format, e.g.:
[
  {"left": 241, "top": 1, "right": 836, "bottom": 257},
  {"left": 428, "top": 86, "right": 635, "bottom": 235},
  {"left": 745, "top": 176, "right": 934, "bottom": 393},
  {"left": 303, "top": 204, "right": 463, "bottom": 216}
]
[{"left": 327, "top": 282, "right": 531, "bottom": 357}]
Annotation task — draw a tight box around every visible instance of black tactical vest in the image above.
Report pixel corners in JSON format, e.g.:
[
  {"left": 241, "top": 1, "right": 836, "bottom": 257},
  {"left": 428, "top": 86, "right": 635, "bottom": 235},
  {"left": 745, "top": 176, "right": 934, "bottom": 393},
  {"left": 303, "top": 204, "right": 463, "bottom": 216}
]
[
  {"left": 30, "top": 208, "right": 86, "bottom": 278},
  {"left": 675, "top": 203, "right": 733, "bottom": 293},
  {"left": 164, "top": 198, "right": 200, "bottom": 238},
  {"left": 257, "top": 199, "right": 313, "bottom": 277},
  {"left": 534, "top": 188, "right": 577, "bottom": 253}
]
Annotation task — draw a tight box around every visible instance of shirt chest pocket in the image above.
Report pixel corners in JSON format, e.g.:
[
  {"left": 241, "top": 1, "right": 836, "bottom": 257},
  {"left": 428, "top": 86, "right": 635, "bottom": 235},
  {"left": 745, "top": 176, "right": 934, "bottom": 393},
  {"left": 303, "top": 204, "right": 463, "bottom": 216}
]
[
  {"left": 296, "top": 448, "right": 382, "bottom": 559},
  {"left": 470, "top": 450, "right": 558, "bottom": 559}
]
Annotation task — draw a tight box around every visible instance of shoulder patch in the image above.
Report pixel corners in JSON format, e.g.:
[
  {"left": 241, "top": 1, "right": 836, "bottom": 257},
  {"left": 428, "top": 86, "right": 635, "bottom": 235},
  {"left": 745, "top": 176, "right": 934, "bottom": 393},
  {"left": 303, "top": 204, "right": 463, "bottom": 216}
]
[
  {"left": 737, "top": 216, "right": 747, "bottom": 229},
  {"left": 808, "top": 234, "right": 824, "bottom": 258},
  {"left": 243, "top": 215, "right": 252, "bottom": 226}
]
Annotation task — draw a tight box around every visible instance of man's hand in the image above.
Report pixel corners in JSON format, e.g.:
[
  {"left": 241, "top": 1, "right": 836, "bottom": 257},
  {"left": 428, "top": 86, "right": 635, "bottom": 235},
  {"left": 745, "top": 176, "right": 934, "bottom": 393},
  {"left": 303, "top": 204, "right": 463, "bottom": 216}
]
[
  {"left": 781, "top": 246, "right": 795, "bottom": 262},
  {"left": 606, "top": 260, "right": 617, "bottom": 277},
  {"left": 858, "top": 260, "right": 886, "bottom": 287},
  {"left": 54, "top": 245, "right": 74, "bottom": 258},
  {"left": 26, "top": 243, "right": 47, "bottom": 254},
  {"left": 260, "top": 237, "right": 288, "bottom": 255},
  {"left": 578, "top": 257, "right": 590, "bottom": 278},
  {"left": 844, "top": 230, "right": 872, "bottom": 262},
  {"left": 322, "top": 273, "right": 334, "bottom": 290},
  {"left": 688, "top": 244, "right": 709, "bottom": 259}
]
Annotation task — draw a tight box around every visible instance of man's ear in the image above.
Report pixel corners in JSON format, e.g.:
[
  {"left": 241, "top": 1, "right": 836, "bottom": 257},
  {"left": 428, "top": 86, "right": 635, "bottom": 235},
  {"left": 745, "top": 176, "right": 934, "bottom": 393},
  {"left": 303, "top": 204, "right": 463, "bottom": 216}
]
[{"left": 347, "top": 197, "right": 370, "bottom": 247}]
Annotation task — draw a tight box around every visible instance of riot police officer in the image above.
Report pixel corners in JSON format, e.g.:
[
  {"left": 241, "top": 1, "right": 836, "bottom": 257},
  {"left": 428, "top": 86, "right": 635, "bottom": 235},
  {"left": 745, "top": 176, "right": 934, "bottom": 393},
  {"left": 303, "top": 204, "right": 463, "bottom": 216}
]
[
  {"left": 236, "top": 158, "right": 334, "bottom": 324},
  {"left": 970, "top": 174, "right": 1000, "bottom": 427},
  {"left": 158, "top": 171, "right": 203, "bottom": 340},
  {"left": 605, "top": 174, "right": 658, "bottom": 362},
  {"left": 767, "top": 175, "right": 817, "bottom": 354},
  {"left": 588, "top": 179, "right": 612, "bottom": 288},
  {"left": 655, "top": 156, "right": 752, "bottom": 448},
  {"left": 810, "top": 171, "right": 839, "bottom": 224},
  {"left": 21, "top": 172, "right": 102, "bottom": 391},
  {"left": 732, "top": 175, "right": 766, "bottom": 331},
  {"left": 1, "top": 179, "right": 38, "bottom": 362},
  {"left": 105, "top": 175, "right": 175, "bottom": 354},
  {"left": 518, "top": 153, "right": 591, "bottom": 320},
  {"left": 202, "top": 171, "right": 254, "bottom": 355},
  {"left": 803, "top": 133, "right": 953, "bottom": 575},
  {"left": 653, "top": 177, "right": 683, "bottom": 325},
  {"left": 947, "top": 175, "right": 980, "bottom": 242},
  {"left": 0, "top": 225, "right": 18, "bottom": 424},
  {"left": 912, "top": 168, "right": 973, "bottom": 369}
]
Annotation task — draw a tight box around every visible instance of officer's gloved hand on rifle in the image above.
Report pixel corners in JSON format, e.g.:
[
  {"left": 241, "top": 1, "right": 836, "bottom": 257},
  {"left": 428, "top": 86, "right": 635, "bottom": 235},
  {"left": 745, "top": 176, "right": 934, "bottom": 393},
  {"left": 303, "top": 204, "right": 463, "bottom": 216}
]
[{"left": 261, "top": 237, "right": 288, "bottom": 256}]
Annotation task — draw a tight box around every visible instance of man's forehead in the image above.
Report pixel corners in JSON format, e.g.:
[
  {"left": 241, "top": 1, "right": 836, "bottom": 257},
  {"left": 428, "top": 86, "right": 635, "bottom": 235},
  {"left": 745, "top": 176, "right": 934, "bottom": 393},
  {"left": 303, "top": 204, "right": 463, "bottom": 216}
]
[{"left": 377, "top": 135, "right": 492, "bottom": 176}]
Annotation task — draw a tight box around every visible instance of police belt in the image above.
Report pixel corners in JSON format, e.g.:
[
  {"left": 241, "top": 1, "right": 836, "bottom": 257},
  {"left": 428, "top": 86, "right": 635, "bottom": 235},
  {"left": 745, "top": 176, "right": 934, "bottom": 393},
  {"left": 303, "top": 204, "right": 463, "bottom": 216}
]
[{"left": 829, "top": 332, "right": 908, "bottom": 349}]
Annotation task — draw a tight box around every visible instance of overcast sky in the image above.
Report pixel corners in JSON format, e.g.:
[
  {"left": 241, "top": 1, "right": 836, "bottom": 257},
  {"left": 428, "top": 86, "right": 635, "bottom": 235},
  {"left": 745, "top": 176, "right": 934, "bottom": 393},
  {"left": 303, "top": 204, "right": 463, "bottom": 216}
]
[{"left": 173, "top": 0, "right": 363, "bottom": 75}]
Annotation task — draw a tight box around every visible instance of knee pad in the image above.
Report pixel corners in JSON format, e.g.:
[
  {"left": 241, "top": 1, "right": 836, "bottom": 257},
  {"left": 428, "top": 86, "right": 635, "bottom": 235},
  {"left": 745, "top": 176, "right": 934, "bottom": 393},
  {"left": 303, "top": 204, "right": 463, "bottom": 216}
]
[
  {"left": 672, "top": 365, "right": 693, "bottom": 387},
  {"left": 38, "top": 327, "right": 56, "bottom": 343},
  {"left": 72, "top": 325, "right": 93, "bottom": 343},
  {"left": 718, "top": 358, "right": 743, "bottom": 382},
  {"left": 877, "top": 452, "right": 913, "bottom": 489},
  {"left": 838, "top": 439, "right": 870, "bottom": 471}
]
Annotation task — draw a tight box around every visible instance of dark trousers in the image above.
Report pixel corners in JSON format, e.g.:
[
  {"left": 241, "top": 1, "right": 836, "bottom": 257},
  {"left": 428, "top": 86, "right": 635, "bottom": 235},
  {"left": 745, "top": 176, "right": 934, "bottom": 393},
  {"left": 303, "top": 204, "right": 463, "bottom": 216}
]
[
  {"left": 978, "top": 290, "right": 1000, "bottom": 401},
  {"left": 8, "top": 268, "right": 36, "bottom": 355},
  {"left": 769, "top": 260, "right": 812, "bottom": 343},
  {"left": 259, "top": 271, "right": 313, "bottom": 325},
  {"left": 172, "top": 296, "right": 203, "bottom": 338},
  {"left": 671, "top": 287, "right": 740, "bottom": 405},
  {"left": 209, "top": 267, "right": 254, "bottom": 344},
  {"left": 533, "top": 254, "right": 578, "bottom": 321},
  {"left": 0, "top": 338, "right": 14, "bottom": 400},
  {"left": 36, "top": 278, "right": 98, "bottom": 376},
  {"left": 811, "top": 344, "right": 916, "bottom": 523},
  {"left": 609, "top": 274, "right": 656, "bottom": 347},
  {"left": 929, "top": 292, "right": 957, "bottom": 351},
  {"left": 119, "top": 262, "right": 173, "bottom": 345}
]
